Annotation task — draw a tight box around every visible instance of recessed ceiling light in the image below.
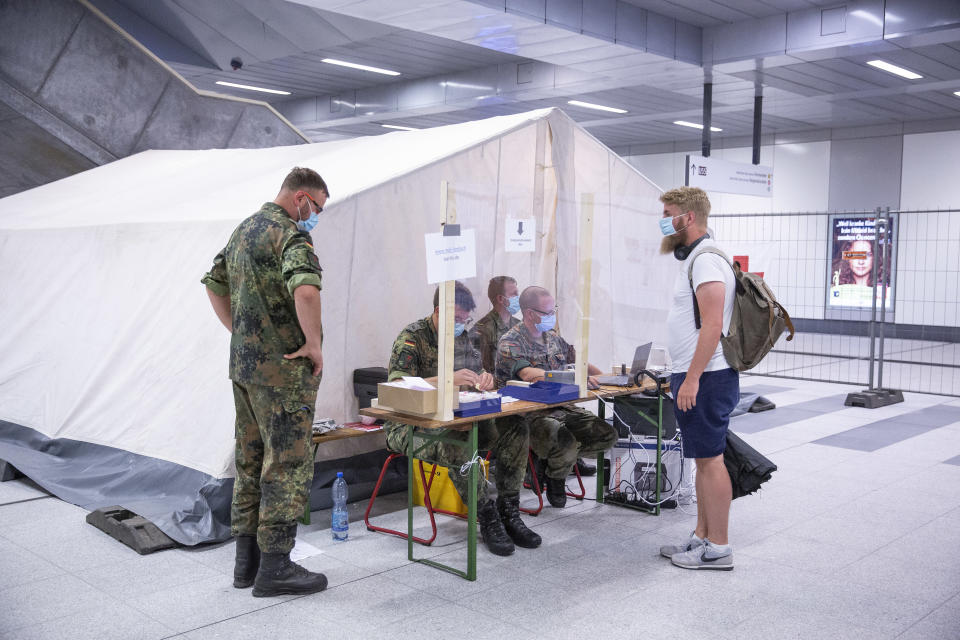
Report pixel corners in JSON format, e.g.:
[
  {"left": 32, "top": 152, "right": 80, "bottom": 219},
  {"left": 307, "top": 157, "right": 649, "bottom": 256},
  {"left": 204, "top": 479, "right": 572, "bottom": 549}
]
[
  {"left": 567, "top": 100, "right": 627, "bottom": 114},
  {"left": 381, "top": 124, "right": 418, "bottom": 131},
  {"left": 215, "top": 81, "right": 290, "bottom": 95},
  {"left": 674, "top": 120, "right": 722, "bottom": 132},
  {"left": 321, "top": 58, "right": 400, "bottom": 76},
  {"left": 953, "top": 91, "right": 960, "bottom": 98},
  {"left": 866, "top": 60, "right": 922, "bottom": 80}
]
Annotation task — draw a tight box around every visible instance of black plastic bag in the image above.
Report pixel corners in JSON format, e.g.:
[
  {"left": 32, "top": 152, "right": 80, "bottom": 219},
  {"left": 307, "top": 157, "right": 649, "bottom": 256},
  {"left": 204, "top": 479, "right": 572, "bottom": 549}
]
[{"left": 724, "top": 431, "right": 777, "bottom": 499}]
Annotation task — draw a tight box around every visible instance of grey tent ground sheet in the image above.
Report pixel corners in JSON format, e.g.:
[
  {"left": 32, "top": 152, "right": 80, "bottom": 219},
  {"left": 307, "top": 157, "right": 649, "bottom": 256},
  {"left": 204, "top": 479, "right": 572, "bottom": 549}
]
[
  {"left": 0, "top": 420, "right": 232, "bottom": 545},
  {"left": 0, "top": 421, "right": 405, "bottom": 546}
]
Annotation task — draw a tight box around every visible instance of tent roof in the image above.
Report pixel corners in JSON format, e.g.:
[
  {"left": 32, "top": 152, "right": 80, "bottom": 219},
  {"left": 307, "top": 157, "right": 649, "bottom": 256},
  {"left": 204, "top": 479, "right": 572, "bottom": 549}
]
[{"left": 0, "top": 109, "right": 557, "bottom": 230}]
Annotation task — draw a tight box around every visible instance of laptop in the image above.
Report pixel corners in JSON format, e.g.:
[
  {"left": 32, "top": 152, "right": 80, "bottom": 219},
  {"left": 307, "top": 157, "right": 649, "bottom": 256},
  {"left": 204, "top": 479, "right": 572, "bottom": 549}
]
[{"left": 595, "top": 343, "right": 653, "bottom": 387}]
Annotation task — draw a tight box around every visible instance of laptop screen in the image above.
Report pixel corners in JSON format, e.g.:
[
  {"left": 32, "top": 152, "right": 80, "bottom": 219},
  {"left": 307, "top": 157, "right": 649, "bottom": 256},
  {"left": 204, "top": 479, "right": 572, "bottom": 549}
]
[{"left": 629, "top": 343, "right": 653, "bottom": 375}]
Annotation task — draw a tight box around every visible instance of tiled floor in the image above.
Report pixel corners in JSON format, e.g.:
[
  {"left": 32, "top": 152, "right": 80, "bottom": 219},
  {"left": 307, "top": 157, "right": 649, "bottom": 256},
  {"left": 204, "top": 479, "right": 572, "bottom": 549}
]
[{"left": 1, "top": 375, "right": 959, "bottom": 639}]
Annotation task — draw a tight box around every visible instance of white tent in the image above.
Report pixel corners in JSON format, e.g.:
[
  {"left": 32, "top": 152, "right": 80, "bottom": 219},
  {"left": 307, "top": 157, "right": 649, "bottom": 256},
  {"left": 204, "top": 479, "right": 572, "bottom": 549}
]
[{"left": 0, "top": 108, "right": 671, "bottom": 544}]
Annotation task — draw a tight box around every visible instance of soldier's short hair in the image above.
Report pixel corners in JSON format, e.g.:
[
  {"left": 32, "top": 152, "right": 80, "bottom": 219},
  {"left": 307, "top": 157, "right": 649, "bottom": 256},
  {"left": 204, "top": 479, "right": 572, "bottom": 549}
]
[
  {"left": 519, "top": 285, "right": 551, "bottom": 311},
  {"left": 281, "top": 167, "right": 329, "bottom": 197},
  {"left": 433, "top": 281, "right": 476, "bottom": 312},
  {"left": 487, "top": 276, "right": 517, "bottom": 303},
  {"left": 659, "top": 186, "right": 710, "bottom": 226}
]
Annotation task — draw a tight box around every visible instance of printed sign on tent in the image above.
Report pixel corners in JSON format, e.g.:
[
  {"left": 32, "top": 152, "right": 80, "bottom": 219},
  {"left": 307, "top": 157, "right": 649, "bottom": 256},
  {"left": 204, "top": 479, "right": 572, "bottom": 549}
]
[
  {"left": 505, "top": 217, "right": 536, "bottom": 252},
  {"left": 424, "top": 229, "right": 477, "bottom": 284}
]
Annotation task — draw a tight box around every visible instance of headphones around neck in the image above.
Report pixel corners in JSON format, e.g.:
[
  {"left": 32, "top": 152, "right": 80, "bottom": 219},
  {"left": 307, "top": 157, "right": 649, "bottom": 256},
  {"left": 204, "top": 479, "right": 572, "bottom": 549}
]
[{"left": 673, "top": 233, "right": 710, "bottom": 261}]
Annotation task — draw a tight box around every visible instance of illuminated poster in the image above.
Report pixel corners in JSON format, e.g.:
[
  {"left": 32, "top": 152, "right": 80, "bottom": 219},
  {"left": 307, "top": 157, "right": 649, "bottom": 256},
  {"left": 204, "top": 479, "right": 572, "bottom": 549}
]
[{"left": 826, "top": 214, "right": 896, "bottom": 311}]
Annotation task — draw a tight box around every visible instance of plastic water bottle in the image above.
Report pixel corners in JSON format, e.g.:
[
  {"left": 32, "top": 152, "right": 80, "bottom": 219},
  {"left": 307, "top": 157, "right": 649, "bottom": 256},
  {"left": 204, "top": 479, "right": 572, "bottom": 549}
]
[{"left": 331, "top": 472, "right": 349, "bottom": 541}]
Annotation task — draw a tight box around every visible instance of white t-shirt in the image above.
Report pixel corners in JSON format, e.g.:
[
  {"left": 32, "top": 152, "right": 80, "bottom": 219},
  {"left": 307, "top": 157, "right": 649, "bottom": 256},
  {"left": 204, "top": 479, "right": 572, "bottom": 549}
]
[{"left": 666, "top": 238, "right": 736, "bottom": 373}]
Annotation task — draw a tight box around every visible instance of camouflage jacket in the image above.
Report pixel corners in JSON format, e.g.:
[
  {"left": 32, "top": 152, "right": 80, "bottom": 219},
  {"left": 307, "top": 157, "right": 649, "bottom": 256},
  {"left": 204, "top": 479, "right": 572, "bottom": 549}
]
[
  {"left": 201, "top": 202, "right": 323, "bottom": 389},
  {"left": 494, "top": 323, "right": 576, "bottom": 387},
  {"left": 388, "top": 316, "right": 482, "bottom": 382},
  {"left": 470, "top": 309, "right": 520, "bottom": 373}
]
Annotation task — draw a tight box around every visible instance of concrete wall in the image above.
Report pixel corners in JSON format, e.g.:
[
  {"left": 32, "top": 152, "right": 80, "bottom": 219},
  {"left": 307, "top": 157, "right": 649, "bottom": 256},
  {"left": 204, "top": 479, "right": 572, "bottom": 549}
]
[{"left": 0, "top": 0, "right": 306, "bottom": 198}]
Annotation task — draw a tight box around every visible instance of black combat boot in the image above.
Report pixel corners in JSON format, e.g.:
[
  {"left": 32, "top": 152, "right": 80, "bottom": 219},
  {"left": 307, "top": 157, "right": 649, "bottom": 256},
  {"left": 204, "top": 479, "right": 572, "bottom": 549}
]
[
  {"left": 233, "top": 535, "right": 260, "bottom": 588},
  {"left": 252, "top": 552, "right": 328, "bottom": 597},
  {"left": 496, "top": 494, "right": 541, "bottom": 549},
  {"left": 573, "top": 457, "right": 597, "bottom": 477},
  {"left": 478, "top": 499, "right": 514, "bottom": 556},
  {"left": 546, "top": 477, "right": 567, "bottom": 508}
]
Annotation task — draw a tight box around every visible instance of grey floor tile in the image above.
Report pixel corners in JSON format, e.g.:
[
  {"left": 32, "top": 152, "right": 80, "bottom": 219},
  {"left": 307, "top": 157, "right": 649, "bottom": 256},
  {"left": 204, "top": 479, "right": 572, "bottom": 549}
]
[
  {"left": 74, "top": 548, "right": 224, "bottom": 598},
  {"left": 391, "top": 601, "right": 539, "bottom": 639},
  {"left": 895, "top": 593, "right": 960, "bottom": 640},
  {"left": 732, "top": 406, "right": 827, "bottom": 433},
  {"left": 2, "top": 510, "right": 142, "bottom": 571},
  {"left": 122, "top": 574, "right": 298, "bottom": 633},
  {"left": 180, "top": 597, "right": 376, "bottom": 640},
  {"left": 11, "top": 600, "right": 175, "bottom": 640},
  {"left": 0, "top": 574, "right": 127, "bottom": 636},
  {"left": 0, "top": 479, "right": 49, "bottom": 505},
  {"left": 740, "top": 384, "right": 795, "bottom": 395},
  {"left": 304, "top": 573, "right": 449, "bottom": 628},
  {"left": 0, "top": 494, "right": 88, "bottom": 531},
  {"left": 0, "top": 535, "right": 66, "bottom": 590},
  {"left": 725, "top": 608, "right": 894, "bottom": 640}
]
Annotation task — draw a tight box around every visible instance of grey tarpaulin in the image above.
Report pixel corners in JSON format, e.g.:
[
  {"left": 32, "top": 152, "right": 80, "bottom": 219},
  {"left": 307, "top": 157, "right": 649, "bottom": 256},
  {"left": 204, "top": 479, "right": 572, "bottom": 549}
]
[{"left": 0, "top": 420, "right": 406, "bottom": 545}]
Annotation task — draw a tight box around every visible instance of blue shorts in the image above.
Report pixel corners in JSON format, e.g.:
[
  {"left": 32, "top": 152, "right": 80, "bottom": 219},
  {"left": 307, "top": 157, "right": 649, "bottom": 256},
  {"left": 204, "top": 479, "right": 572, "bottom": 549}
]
[{"left": 670, "top": 368, "right": 739, "bottom": 459}]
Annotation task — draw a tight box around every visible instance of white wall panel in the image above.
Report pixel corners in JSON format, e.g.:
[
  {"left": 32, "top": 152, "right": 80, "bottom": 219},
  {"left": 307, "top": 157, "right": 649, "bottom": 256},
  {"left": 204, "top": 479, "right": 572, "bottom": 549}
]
[{"left": 901, "top": 130, "right": 960, "bottom": 210}]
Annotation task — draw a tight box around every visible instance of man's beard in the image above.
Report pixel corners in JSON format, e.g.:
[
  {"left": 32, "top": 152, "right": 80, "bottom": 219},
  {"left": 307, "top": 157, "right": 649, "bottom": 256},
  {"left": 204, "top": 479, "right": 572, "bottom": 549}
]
[{"left": 660, "top": 233, "right": 684, "bottom": 255}]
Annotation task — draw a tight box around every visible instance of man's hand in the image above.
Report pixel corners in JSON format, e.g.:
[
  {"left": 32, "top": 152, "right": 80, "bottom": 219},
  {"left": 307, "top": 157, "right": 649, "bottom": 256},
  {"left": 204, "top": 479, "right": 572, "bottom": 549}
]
[
  {"left": 284, "top": 343, "right": 323, "bottom": 376},
  {"left": 453, "top": 368, "right": 480, "bottom": 388},
  {"left": 676, "top": 376, "right": 699, "bottom": 412},
  {"left": 476, "top": 371, "right": 495, "bottom": 391},
  {"left": 587, "top": 375, "right": 600, "bottom": 390}
]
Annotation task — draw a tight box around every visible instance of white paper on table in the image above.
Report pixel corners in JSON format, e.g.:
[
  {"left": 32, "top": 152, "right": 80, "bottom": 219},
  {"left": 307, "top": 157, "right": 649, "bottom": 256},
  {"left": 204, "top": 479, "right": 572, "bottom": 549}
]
[
  {"left": 499, "top": 395, "right": 520, "bottom": 404},
  {"left": 424, "top": 229, "right": 476, "bottom": 284},
  {"left": 401, "top": 376, "right": 436, "bottom": 390}
]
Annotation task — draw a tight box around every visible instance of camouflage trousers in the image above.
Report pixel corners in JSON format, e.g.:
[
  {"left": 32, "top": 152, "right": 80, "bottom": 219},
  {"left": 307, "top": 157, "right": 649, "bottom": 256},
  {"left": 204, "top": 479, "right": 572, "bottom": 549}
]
[
  {"left": 231, "top": 381, "right": 317, "bottom": 554},
  {"left": 528, "top": 406, "right": 618, "bottom": 479},
  {"left": 384, "top": 414, "right": 528, "bottom": 504}
]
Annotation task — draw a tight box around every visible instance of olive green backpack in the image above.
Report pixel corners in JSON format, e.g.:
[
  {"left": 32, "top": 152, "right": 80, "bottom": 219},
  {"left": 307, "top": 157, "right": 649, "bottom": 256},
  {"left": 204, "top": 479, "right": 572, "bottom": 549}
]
[{"left": 688, "top": 247, "right": 795, "bottom": 372}]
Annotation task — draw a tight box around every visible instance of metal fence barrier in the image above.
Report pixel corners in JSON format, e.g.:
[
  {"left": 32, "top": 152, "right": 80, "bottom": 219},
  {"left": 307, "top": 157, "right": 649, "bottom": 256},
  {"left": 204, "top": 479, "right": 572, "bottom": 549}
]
[{"left": 709, "top": 208, "right": 960, "bottom": 398}]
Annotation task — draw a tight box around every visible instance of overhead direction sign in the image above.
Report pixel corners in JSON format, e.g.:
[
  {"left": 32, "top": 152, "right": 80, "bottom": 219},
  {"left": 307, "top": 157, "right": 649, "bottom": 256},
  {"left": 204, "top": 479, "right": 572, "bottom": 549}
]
[{"left": 686, "top": 154, "right": 773, "bottom": 197}]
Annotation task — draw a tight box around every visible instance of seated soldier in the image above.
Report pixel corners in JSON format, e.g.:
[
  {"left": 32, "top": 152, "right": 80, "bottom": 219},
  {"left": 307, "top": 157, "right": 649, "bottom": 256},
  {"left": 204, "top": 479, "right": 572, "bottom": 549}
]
[
  {"left": 384, "top": 281, "right": 540, "bottom": 556},
  {"left": 474, "top": 276, "right": 597, "bottom": 479},
  {"left": 495, "top": 285, "right": 618, "bottom": 508}
]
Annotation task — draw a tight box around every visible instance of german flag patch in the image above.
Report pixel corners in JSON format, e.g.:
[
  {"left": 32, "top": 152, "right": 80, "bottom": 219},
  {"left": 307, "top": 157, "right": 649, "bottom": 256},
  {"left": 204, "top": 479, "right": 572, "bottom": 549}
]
[{"left": 404, "top": 339, "right": 416, "bottom": 348}]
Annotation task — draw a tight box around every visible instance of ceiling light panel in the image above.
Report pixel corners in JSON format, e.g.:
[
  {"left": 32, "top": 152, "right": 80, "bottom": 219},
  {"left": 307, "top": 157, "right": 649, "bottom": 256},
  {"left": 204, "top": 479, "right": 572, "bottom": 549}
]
[
  {"left": 567, "top": 100, "right": 627, "bottom": 114},
  {"left": 321, "top": 58, "right": 400, "bottom": 76},
  {"left": 866, "top": 60, "right": 922, "bottom": 80},
  {"left": 673, "top": 120, "right": 722, "bottom": 132},
  {"left": 215, "top": 81, "right": 290, "bottom": 95}
]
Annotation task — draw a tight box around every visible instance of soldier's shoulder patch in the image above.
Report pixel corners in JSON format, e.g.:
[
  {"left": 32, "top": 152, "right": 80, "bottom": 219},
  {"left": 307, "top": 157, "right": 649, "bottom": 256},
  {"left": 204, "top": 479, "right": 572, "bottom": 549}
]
[{"left": 404, "top": 339, "right": 416, "bottom": 348}]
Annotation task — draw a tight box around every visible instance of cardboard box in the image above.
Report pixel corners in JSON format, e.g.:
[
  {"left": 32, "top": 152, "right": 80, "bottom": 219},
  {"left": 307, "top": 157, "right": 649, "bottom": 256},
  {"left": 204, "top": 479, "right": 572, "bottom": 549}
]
[{"left": 376, "top": 383, "right": 459, "bottom": 417}]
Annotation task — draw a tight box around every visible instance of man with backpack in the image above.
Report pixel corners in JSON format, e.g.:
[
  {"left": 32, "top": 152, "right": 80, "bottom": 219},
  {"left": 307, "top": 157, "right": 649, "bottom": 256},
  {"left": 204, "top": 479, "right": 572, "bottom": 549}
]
[{"left": 657, "top": 187, "right": 739, "bottom": 571}]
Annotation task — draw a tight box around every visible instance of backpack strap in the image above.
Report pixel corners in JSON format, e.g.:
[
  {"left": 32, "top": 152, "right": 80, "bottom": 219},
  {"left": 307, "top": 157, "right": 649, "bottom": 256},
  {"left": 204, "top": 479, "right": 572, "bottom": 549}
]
[{"left": 687, "top": 247, "right": 736, "bottom": 331}]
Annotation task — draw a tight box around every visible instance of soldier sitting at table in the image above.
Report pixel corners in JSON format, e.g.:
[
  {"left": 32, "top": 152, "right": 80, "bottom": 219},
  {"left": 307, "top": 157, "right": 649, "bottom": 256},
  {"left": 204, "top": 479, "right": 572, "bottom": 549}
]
[
  {"left": 384, "top": 281, "right": 541, "bottom": 556},
  {"left": 494, "top": 285, "right": 618, "bottom": 508}
]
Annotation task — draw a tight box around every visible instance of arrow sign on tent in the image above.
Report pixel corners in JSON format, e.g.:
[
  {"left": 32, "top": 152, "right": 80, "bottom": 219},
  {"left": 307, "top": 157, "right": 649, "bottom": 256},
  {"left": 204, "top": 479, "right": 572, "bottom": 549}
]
[{"left": 505, "top": 217, "right": 535, "bottom": 253}]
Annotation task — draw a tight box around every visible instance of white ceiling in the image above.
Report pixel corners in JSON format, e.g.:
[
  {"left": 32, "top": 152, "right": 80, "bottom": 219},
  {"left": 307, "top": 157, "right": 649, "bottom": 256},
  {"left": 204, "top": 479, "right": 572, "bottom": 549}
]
[{"left": 92, "top": 0, "right": 960, "bottom": 152}]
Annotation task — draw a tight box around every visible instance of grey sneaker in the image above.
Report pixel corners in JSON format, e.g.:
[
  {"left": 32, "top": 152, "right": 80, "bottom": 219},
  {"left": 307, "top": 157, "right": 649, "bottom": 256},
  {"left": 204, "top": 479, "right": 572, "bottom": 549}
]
[
  {"left": 659, "top": 532, "right": 703, "bottom": 559},
  {"left": 670, "top": 544, "right": 733, "bottom": 571}
]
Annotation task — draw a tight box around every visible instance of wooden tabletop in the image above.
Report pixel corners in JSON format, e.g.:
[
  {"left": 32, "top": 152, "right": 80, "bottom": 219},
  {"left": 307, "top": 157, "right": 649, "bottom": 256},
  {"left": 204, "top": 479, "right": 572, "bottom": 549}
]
[
  {"left": 311, "top": 426, "right": 379, "bottom": 444},
  {"left": 359, "top": 379, "right": 663, "bottom": 430}
]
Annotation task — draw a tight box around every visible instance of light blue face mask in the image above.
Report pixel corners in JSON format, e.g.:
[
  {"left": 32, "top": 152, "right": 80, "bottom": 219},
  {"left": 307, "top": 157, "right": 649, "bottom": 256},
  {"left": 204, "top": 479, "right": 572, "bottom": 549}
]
[
  {"left": 505, "top": 295, "right": 520, "bottom": 315},
  {"left": 535, "top": 313, "right": 556, "bottom": 333},
  {"left": 454, "top": 322, "right": 466, "bottom": 337},
  {"left": 297, "top": 210, "right": 319, "bottom": 233},
  {"left": 659, "top": 215, "right": 687, "bottom": 236}
]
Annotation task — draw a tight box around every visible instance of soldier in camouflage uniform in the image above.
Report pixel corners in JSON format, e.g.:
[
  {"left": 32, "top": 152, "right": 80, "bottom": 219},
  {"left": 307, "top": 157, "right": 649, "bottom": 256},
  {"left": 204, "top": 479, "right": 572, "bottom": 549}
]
[
  {"left": 470, "top": 276, "right": 521, "bottom": 373},
  {"left": 385, "top": 281, "right": 541, "bottom": 556},
  {"left": 495, "top": 286, "right": 618, "bottom": 508},
  {"left": 202, "top": 167, "right": 330, "bottom": 598}
]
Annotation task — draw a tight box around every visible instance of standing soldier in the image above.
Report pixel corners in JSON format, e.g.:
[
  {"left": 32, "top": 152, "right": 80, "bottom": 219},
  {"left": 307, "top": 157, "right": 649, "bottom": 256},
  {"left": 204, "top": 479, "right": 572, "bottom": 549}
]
[{"left": 202, "top": 167, "right": 330, "bottom": 597}]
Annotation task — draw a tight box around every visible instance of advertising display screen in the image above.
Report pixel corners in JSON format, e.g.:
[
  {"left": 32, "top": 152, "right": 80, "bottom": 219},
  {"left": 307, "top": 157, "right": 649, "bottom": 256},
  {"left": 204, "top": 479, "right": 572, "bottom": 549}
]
[{"left": 826, "top": 214, "right": 896, "bottom": 312}]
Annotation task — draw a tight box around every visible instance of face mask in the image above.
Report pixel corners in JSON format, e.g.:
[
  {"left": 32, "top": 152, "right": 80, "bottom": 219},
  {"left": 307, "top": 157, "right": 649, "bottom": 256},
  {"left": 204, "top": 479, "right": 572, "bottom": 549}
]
[
  {"left": 534, "top": 313, "right": 556, "bottom": 333},
  {"left": 296, "top": 198, "right": 320, "bottom": 233},
  {"left": 659, "top": 214, "right": 687, "bottom": 237},
  {"left": 453, "top": 322, "right": 466, "bottom": 337},
  {"left": 505, "top": 295, "right": 520, "bottom": 315},
  {"left": 297, "top": 211, "right": 319, "bottom": 233}
]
